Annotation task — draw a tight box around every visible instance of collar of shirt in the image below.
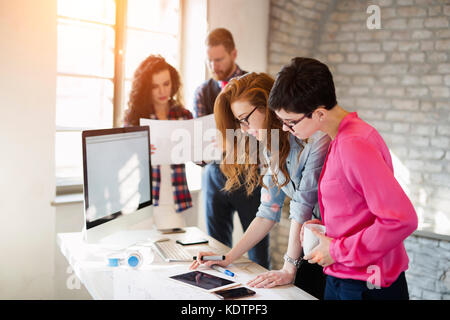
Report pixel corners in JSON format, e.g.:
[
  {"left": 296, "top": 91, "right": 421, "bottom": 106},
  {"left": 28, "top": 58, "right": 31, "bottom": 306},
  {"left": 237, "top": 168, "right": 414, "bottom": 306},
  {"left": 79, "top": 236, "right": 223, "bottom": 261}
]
[
  {"left": 149, "top": 104, "right": 182, "bottom": 120},
  {"left": 333, "top": 112, "right": 358, "bottom": 142}
]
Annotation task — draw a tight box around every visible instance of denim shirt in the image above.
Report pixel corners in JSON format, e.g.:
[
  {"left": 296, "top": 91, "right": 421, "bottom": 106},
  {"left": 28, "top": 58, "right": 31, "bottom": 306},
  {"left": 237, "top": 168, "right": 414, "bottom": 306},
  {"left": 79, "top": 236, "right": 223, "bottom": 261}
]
[{"left": 256, "top": 131, "right": 330, "bottom": 224}]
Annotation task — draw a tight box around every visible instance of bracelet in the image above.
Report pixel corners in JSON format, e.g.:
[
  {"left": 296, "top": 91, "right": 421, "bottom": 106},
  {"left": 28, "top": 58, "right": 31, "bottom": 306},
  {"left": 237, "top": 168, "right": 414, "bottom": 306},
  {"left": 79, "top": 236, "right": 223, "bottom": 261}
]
[{"left": 283, "top": 253, "right": 301, "bottom": 268}]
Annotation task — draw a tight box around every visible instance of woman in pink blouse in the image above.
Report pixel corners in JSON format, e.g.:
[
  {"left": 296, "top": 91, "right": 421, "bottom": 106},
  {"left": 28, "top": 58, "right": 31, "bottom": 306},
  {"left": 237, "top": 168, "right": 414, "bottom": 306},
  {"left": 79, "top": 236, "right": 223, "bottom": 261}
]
[{"left": 268, "top": 57, "right": 418, "bottom": 300}]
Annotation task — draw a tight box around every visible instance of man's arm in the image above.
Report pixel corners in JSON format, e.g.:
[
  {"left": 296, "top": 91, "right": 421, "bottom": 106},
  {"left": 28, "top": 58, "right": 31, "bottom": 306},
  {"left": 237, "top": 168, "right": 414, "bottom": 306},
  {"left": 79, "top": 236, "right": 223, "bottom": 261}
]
[
  {"left": 193, "top": 84, "right": 209, "bottom": 118},
  {"left": 193, "top": 83, "right": 215, "bottom": 166}
]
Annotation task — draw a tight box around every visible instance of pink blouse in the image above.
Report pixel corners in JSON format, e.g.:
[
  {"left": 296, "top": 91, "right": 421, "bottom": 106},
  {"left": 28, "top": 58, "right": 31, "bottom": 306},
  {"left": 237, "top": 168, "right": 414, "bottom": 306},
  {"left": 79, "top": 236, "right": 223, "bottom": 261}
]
[{"left": 319, "top": 112, "right": 418, "bottom": 287}]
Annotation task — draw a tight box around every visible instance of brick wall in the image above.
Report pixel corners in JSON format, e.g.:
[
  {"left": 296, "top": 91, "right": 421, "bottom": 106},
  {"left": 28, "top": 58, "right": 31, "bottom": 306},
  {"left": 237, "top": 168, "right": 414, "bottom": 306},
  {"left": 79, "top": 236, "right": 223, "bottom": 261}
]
[
  {"left": 267, "top": 0, "right": 450, "bottom": 299},
  {"left": 268, "top": 0, "right": 335, "bottom": 75},
  {"left": 405, "top": 233, "right": 450, "bottom": 299},
  {"left": 268, "top": 0, "right": 336, "bottom": 271}
]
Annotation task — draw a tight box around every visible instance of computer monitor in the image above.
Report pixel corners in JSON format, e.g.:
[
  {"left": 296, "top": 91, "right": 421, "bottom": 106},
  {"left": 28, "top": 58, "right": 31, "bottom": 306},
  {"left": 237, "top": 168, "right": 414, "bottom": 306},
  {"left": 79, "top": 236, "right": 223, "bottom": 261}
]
[{"left": 81, "top": 126, "right": 153, "bottom": 247}]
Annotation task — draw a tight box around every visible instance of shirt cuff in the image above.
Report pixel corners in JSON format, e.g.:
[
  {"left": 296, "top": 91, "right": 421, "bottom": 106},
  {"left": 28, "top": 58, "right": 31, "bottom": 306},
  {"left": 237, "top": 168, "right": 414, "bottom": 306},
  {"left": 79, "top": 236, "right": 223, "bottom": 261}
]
[{"left": 329, "top": 238, "right": 339, "bottom": 264}]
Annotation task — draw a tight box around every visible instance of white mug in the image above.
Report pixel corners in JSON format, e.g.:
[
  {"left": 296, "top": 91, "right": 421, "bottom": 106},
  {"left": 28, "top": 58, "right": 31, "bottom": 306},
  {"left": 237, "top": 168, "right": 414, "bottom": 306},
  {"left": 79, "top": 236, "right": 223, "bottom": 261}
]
[{"left": 303, "top": 224, "right": 326, "bottom": 256}]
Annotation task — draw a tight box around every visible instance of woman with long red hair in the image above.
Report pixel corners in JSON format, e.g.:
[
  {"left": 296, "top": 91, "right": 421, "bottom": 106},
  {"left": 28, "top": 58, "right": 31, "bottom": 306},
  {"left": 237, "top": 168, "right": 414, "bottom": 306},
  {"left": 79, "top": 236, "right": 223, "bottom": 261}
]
[{"left": 190, "top": 72, "right": 330, "bottom": 299}]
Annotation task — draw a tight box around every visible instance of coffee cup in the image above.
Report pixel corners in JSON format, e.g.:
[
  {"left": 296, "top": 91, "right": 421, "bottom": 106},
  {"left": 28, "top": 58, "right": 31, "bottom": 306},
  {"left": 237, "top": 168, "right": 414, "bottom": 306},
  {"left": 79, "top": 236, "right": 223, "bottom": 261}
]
[{"left": 303, "top": 224, "right": 326, "bottom": 256}]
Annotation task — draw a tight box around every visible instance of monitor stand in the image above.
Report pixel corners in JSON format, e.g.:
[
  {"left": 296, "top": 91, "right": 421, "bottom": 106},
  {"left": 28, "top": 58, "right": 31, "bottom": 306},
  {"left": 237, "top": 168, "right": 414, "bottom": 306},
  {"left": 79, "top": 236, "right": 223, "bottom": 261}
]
[
  {"left": 96, "top": 230, "right": 154, "bottom": 249},
  {"left": 83, "top": 206, "right": 154, "bottom": 249},
  {"left": 152, "top": 207, "right": 186, "bottom": 230}
]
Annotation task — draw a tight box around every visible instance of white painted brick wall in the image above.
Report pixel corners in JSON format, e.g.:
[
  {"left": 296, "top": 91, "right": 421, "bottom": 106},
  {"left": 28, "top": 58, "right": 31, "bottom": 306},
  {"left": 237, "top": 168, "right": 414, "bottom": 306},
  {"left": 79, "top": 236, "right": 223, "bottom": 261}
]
[
  {"left": 405, "top": 234, "right": 450, "bottom": 299},
  {"left": 267, "top": 0, "right": 450, "bottom": 299}
]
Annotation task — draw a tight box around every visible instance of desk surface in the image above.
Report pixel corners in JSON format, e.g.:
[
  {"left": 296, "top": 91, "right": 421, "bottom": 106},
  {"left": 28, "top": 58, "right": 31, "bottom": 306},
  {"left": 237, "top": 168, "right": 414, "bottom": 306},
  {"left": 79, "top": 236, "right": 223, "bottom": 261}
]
[{"left": 57, "top": 227, "right": 316, "bottom": 300}]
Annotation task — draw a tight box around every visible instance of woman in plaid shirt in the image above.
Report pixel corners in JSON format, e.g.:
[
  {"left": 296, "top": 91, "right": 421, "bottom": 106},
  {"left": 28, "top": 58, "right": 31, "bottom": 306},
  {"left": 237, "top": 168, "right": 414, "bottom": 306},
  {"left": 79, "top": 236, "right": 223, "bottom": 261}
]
[{"left": 124, "top": 55, "right": 193, "bottom": 225}]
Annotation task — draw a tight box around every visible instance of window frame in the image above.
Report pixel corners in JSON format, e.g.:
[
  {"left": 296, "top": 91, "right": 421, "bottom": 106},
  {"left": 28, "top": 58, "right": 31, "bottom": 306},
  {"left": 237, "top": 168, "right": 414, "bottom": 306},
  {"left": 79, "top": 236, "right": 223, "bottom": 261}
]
[{"left": 55, "top": 0, "right": 183, "bottom": 195}]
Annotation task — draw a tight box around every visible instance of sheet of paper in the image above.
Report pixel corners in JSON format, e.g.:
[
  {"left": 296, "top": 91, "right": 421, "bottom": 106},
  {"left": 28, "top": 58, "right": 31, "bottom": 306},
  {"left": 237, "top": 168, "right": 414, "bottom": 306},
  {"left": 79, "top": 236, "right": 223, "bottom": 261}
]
[{"left": 140, "top": 115, "right": 221, "bottom": 165}]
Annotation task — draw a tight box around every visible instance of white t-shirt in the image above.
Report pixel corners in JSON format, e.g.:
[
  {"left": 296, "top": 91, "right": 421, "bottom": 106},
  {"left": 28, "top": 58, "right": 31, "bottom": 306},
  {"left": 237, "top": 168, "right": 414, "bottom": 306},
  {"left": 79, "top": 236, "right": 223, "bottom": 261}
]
[{"left": 152, "top": 165, "right": 185, "bottom": 229}]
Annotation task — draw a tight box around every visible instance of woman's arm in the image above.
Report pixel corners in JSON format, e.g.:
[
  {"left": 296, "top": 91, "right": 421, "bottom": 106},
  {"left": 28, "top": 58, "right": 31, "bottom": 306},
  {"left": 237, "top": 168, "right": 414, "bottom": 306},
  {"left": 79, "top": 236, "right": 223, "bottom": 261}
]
[
  {"left": 227, "top": 217, "right": 276, "bottom": 263},
  {"left": 191, "top": 167, "right": 286, "bottom": 270},
  {"left": 190, "top": 217, "right": 275, "bottom": 269},
  {"left": 289, "top": 132, "right": 330, "bottom": 223},
  {"left": 247, "top": 219, "right": 303, "bottom": 288},
  {"left": 247, "top": 135, "right": 330, "bottom": 288}
]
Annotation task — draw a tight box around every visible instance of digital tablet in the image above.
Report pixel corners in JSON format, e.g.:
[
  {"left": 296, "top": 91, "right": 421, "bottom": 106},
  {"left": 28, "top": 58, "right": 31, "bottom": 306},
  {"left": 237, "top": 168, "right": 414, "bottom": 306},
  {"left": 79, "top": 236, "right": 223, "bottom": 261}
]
[{"left": 169, "top": 271, "right": 240, "bottom": 292}]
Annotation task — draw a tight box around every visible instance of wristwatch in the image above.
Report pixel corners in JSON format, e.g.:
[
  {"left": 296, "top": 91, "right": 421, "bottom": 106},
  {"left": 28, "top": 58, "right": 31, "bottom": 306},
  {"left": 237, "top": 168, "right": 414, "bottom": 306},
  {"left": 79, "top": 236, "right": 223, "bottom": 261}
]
[{"left": 284, "top": 254, "right": 301, "bottom": 268}]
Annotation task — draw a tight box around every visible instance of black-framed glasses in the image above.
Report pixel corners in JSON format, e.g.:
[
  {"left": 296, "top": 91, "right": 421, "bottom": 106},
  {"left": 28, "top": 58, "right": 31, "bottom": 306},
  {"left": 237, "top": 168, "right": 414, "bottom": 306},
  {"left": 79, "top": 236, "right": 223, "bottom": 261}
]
[
  {"left": 235, "top": 106, "right": 258, "bottom": 126},
  {"left": 278, "top": 111, "right": 313, "bottom": 132}
]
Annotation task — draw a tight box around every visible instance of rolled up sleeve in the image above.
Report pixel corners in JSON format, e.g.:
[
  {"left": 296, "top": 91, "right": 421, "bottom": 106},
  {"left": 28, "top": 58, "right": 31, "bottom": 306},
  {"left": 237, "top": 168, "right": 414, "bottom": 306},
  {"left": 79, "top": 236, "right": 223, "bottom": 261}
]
[{"left": 255, "top": 168, "right": 286, "bottom": 223}]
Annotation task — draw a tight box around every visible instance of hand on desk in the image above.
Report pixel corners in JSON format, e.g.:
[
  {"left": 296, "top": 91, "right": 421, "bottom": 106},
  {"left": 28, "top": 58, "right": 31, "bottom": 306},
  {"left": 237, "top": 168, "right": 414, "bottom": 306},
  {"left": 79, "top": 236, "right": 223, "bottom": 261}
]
[
  {"left": 247, "top": 268, "right": 296, "bottom": 289},
  {"left": 189, "top": 251, "right": 231, "bottom": 270},
  {"left": 190, "top": 251, "right": 296, "bottom": 289}
]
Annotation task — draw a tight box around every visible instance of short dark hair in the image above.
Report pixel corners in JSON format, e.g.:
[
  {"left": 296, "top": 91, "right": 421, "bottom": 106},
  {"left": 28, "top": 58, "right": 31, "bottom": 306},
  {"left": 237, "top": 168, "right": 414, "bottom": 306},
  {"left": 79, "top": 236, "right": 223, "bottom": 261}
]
[
  {"left": 206, "top": 28, "right": 235, "bottom": 52},
  {"left": 268, "top": 57, "right": 337, "bottom": 115}
]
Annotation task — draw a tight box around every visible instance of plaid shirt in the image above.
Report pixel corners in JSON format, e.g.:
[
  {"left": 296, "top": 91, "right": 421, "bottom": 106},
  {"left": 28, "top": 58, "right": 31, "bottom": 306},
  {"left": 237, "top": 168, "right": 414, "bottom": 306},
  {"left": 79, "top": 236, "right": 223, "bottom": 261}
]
[
  {"left": 124, "top": 105, "right": 193, "bottom": 212},
  {"left": 193, "top": 65, "right": 246, "bottom": 118}
]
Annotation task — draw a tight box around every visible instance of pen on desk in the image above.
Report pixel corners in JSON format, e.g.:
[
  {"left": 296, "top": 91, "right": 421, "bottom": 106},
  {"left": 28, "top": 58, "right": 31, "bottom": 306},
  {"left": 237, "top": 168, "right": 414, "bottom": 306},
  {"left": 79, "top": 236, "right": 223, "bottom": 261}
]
[
  {"left": 211, "top": 265, "right": 235, "bottom": 277},
  {"left": 192, "top": 255, "right": 226, "bottom": 261}
]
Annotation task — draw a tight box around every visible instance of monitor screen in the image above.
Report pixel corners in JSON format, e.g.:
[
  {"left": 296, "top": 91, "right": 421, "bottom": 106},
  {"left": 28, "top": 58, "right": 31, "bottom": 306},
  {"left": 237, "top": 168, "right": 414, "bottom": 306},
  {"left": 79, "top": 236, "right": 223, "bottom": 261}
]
[{"left": 82, "top": 126, "right": 152, "bottom": 229}]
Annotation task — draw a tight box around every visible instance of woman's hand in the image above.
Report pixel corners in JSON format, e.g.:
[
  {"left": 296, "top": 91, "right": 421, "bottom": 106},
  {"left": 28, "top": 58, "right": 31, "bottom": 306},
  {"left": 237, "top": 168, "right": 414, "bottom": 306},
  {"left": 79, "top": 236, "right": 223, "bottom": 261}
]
[
  {"left": 300, "top": 219, "right": 322, "bottom": 246},
  {"left": 303, "top": 229, "right": 335, "bottom": 268},
  {"left": 247, "top": 268, "right": 296, "bottom": 289},
  {"left": 189, "top": 251, "right": 232, "bottom": 270}
]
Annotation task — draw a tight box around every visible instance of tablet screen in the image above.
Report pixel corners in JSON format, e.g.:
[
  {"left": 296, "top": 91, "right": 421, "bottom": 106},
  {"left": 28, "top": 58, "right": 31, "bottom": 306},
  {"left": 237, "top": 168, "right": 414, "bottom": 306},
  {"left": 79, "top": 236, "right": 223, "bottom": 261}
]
[{"left": 170, "top": 271, "right": 235, "bottom": 291}]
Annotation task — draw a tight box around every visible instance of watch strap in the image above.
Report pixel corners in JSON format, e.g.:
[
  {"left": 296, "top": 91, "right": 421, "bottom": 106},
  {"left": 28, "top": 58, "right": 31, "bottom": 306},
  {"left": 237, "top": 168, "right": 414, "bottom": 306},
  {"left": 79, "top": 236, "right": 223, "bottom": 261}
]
[{"left": 284, "top": 253, "right": 301, "bottom": 268}]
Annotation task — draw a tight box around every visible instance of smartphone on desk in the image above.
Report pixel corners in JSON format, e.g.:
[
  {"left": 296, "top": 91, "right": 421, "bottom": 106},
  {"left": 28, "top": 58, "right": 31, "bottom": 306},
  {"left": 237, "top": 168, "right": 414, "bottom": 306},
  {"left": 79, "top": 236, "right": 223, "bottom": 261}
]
[
  {"left": 176, "top": 238, "right": 209, "bottom": 246},
  {"left": 158, "top": 228, "right": 186, "bottom": 234},
  {"left": 213, "top": 287, "right": 256, "bottom": 300}
]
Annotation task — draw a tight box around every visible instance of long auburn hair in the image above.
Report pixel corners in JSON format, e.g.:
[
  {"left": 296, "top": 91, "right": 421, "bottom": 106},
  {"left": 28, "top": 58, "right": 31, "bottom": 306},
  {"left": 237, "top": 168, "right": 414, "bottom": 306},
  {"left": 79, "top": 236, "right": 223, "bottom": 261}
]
[
  {"left": 124, "top": 55, "right": 184, "bottom": 126},
  {"left": 214, "top": 72, "right": 291, "bottom": 195}
]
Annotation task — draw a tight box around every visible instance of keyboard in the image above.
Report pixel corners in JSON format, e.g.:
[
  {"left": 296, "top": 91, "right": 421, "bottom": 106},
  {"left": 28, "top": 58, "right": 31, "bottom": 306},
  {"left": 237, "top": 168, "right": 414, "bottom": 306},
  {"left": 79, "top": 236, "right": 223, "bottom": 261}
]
[{"left": 152, "top": 239, "right": 192, "bottom": 262}]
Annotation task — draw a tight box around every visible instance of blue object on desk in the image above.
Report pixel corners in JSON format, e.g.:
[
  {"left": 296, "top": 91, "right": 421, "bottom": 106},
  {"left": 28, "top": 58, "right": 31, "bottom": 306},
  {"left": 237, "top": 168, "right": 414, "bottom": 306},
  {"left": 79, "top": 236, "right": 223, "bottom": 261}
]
[
  {"left": 211, "top": 265, "right": 235, "bottom": 277},
  {"left": 128, "top": 255, "right": 140, "bottom": 267},
  {"left": 108, "top": 258, "right": 120, "bottom": 267},
  {"left": 107, "top": 251, "right": 142, "bottom": 268}
]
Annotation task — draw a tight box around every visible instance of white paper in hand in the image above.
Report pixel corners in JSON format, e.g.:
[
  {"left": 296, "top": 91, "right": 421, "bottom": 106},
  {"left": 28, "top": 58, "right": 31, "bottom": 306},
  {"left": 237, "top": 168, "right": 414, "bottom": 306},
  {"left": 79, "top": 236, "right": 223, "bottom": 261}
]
[{"left": 140, "top": 114, "right": 221, "bottom": 165}]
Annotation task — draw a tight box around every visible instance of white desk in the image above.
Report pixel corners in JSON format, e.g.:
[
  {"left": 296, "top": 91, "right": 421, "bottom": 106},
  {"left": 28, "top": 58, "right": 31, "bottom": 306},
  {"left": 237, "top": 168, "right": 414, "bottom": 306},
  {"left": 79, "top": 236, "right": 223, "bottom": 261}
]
[{"left": 57, "top": 227, "right": 316, "bottom": 300}]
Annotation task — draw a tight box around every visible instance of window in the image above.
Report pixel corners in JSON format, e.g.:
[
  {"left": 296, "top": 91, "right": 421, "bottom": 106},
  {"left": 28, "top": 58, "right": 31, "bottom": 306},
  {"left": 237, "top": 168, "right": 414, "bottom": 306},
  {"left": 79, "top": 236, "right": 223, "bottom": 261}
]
[{"left": 55, "top": 0, "right": 182, "bottom": 191}]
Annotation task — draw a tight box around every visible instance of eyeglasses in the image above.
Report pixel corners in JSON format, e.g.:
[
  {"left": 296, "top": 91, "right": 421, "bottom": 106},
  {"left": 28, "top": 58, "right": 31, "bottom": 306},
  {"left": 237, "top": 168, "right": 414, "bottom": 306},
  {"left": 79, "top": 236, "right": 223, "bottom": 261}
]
[
  {"left": 235, "top": 106, "right": 258, "bottom": 127},
  {"left": 277, "top": 111, "right": 313, "bottom": 132}
]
